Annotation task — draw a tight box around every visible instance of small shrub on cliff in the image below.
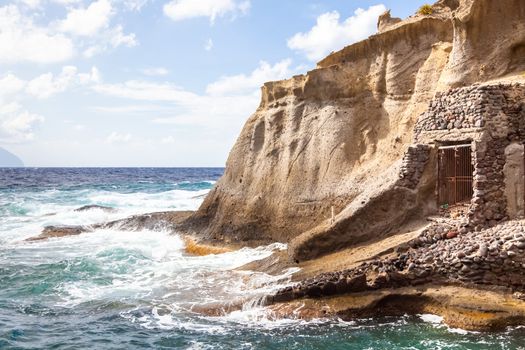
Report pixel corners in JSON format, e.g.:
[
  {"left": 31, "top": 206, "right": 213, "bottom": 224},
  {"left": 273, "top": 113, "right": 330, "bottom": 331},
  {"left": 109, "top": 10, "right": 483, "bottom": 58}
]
[{"left": 418, "top": 4, "right": 434, "bottom": 15}]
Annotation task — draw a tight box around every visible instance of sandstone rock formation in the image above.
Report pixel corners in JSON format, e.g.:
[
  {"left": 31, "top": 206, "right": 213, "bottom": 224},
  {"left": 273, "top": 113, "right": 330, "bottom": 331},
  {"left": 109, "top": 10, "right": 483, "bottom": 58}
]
[
  {"left": 377, "top": 10, "right": 401, "bottom": 33},
  {"left": 183, "top": 0, "right": 525, "bottom": 262}
]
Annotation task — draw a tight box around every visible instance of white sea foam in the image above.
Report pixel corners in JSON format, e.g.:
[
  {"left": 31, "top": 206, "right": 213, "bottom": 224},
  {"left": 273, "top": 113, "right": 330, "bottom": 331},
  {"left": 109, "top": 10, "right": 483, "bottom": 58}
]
[
  {"left": 86, "top": 189, "right": 209, "bottom": 213},
  {"left": 0, "top": 187, "right": 211, "bottom": 243},
  {"left": 8, "top": 225, "right": 294, "bottom": 331},
  {"left": 419, "top": 314, "right": 444, "bottom": 324},
  {"left": 0, "top": 183, "right": 303, "bottom": 332},
  {"left": 419, "top": 313, "right": 480, "bottom": 335}
]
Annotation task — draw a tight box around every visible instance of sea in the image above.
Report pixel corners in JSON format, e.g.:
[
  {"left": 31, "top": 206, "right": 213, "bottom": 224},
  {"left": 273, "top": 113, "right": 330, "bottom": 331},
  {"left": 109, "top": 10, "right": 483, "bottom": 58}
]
[{"left": 0, "top": 168, "right": 524, "bottom": 349}]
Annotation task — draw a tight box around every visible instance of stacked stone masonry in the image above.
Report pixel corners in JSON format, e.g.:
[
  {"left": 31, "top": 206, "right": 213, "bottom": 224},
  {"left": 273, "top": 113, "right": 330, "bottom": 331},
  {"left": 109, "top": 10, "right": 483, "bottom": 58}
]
[
  {"left": 414, "top": 83, "right": 525, "bottom": 228},
  {"left": 398, "top": 145, "right": 431, "bottom": 189},
  {"left": 270, "top": 220, "right": 525, "bottom": 304}
]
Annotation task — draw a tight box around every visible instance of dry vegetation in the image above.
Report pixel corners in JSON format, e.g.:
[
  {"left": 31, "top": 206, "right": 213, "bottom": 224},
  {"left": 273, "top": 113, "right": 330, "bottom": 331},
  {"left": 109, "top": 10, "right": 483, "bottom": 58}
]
[{"left": 418, "top": 4, "right": 434, "bottom": 15}]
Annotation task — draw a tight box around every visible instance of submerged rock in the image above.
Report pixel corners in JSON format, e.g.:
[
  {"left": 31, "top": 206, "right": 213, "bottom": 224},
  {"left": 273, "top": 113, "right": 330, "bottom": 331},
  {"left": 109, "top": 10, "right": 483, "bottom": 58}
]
[{"left": 74, "top": 205, "right": 117, "bottom": 212}]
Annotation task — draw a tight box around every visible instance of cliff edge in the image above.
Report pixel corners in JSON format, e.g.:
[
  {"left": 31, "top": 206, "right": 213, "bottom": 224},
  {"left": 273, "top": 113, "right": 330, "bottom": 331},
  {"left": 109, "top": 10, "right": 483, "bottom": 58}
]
[{"left": 182, "top": 0, "right": 525, "bottom": 262}]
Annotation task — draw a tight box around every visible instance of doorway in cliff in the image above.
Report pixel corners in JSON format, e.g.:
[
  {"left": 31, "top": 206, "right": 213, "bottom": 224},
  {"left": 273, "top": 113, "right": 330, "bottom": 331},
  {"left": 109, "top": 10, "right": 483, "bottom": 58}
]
[{"left": 437, "top": 144, "right": 474, "bottom": 211}]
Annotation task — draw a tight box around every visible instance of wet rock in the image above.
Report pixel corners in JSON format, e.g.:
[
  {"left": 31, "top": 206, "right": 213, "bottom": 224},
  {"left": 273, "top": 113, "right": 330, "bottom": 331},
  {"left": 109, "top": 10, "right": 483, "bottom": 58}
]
[
  {"left": 74, "top": 205, "right": 116, "bottom": 212},
  {"left": 26, "top": 225, "right": 89, "bottom": 241}
]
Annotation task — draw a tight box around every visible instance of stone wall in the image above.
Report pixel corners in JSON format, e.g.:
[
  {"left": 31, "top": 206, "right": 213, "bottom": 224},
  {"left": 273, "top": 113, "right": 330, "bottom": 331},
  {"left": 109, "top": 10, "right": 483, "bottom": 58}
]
[
  {"left": 398, "top": 145, "right": 431, "bottom": 189},
  {"left": 415, "top": 83, "right": 525, "bottom": 141},
  {"left": 504, "top": 143, "right": 525, "bottom": 219},
  {"left": 271, "top": 219, "right": 525, "bottom": 304},
  {"left": 470, "top": 138, "right": 509, "bottom": 228},
  {"left": 415, "top": 86, "right": 486, "bottom": 136},
  {"left": 413, "top": 83, "right": 525, "bottom": 228}
]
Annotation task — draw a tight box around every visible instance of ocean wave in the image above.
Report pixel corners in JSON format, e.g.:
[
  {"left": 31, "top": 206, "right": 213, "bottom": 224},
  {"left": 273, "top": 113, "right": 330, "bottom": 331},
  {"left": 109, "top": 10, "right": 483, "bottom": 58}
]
[
  {"left": 5, "top": 228, "right": 290, "bottom": 317},
  {"left": 0, "top": 186, "right": 211, "bottom": 244}
]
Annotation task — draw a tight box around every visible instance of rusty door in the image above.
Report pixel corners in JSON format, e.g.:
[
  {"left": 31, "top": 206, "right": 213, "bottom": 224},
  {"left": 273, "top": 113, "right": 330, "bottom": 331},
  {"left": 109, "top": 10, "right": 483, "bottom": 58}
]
[{"left": 438, "top": 144, "right": 474, "bottom": 207}]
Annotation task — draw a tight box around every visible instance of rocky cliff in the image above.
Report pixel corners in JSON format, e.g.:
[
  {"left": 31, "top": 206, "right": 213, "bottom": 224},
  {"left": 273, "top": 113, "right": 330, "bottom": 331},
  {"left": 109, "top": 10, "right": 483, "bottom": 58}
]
[{"left": 183, "top": 0, "right": 525, "bottom": 260}]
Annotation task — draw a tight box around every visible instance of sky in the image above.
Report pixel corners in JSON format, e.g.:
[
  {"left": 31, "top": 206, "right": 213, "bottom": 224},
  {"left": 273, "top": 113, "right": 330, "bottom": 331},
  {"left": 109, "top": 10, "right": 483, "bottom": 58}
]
[{"left": 0, "top": 0, "right": 428, "bottom": 167}]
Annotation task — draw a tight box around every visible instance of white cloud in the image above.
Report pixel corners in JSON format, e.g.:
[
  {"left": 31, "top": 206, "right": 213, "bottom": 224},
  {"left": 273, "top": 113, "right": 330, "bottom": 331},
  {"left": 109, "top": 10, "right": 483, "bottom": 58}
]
[
  {"left": 120, "top": 0, "right": 150, "bottom": 11},
  {"left": 74, "top": 124, "right": 86, "bottom": 131},
  {"left": 0, "top": 73, "right": 26, "bottom": 97},
  {"left": 0, "top": 73, "right": 42, "bottom": 142},
  {"left": 0, "top": 2, "right": 135, "bottom": 64},
  {"left": 108, "top": 25, "right": 137, "bottom": 47},
  {"left": 93, "top": 80, "right": 197, "bottom": 102},
  {"left": 94, "top": 79, "right": 259, "bottom": 128},
  {"left": 163, "top": 0, "right": 250, "bottom": 23},
  {"left": 204, "top": 38, "right": 213, "bottom": 51},
  {"left": 18, "top": 0, "right": 41, "bottom": 8},
  {"left": 106, "top": 131, "right": 132, "bottom": 143},
  {"left": 206, "top": 59, "right": 292, "bottom": 96},
  {"left": 26, "top": 66, "right": 77, "bottom": 99},
  {"left": 93, "top": 104, "right": 169, "bottom": 113},
  {"left": 0, "top": 102, "right": 44, "bottom": 143},
  {"left": 142, "top": 67, "right": 170, "bottom": 76},
  {"left": 83, "top": 25, "right": 137, "bottom": 57},
  {"left": 51, "top": 0, "right": 81, "bottom": 4},
  {"left": 287, "top": 4, "right": 386, "bottom": 61},
  {"left": 0, "top": 66, "right": 98, "bottom": 142},
  {"left": 92, "top": 59, "right": 294, "bottom": 131},
  {"left": 161, "top": 136, "right": 175, "bottom": 144},
  {"left": 26, "top": 66, "right": 100, "bottom": 99},
  {"left": 58, "top": 0, "right": 113, "bottom": 36},
  {"left": 0, "top": 5, "right": 75, "bottom": 64},
  {"left": 78, "top": 67, "right": 102, "bottom": 84}
]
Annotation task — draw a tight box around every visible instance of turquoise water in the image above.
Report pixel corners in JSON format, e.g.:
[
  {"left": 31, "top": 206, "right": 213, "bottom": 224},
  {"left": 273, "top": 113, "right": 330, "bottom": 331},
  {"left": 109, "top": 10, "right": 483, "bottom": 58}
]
[{"left": 1, "top": 168, "right": 525, "bottom": 349}]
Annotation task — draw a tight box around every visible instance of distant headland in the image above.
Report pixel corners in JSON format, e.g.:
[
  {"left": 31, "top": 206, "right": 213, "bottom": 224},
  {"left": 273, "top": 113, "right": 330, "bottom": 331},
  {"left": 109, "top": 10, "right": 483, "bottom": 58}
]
[{"left": 0, "top": 147, "right": 24, "bottom": 167}]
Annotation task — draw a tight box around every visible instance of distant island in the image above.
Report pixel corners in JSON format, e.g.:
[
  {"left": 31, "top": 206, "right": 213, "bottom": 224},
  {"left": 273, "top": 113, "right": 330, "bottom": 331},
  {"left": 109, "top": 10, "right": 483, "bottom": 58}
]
[{"left": 0, "top": 147, "right": 24, "bottom": 167}]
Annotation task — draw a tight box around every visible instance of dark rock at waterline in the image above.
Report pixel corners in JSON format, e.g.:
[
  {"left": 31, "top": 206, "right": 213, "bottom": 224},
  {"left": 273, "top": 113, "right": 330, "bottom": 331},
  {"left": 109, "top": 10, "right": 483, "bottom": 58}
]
[
  {"left": 25, "top": 210, "right": 195, "bottom": 242},
  {"left": 26, "top": 225, "right": 90, "bottom": 241},
  {"left": 101, "top": 211, "right": 194, "bottom": 231},
  {"left": 74, "top": 205, "right": 117, "bottom": 212}
]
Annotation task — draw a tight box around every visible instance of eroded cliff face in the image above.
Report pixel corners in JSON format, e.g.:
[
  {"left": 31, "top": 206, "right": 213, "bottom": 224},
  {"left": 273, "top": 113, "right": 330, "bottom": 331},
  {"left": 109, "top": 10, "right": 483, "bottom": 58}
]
[
  {"left": 440, "top": 0, "right": 525, "bottom": 88},
  {"left": 183, "top": 0, "right": 525, "bottom": 252}
]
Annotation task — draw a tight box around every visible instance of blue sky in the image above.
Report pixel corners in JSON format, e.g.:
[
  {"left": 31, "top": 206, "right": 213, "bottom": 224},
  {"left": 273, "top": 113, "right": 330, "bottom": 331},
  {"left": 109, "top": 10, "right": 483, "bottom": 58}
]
[{"left": 0, "top": 0, "right": 427, "bottom": 167}]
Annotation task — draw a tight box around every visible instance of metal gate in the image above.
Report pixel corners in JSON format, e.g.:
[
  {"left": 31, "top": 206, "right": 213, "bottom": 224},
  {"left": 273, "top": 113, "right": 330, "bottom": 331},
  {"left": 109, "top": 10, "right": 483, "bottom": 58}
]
[{"left": 438, "top": 144, "right": 474, "bottom": 207}]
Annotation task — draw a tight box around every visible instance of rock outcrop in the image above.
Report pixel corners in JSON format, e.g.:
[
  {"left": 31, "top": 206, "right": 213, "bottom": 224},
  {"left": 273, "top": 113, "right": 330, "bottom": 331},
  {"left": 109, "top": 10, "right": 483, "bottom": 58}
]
[
  {"left": 377, "top": 10, "right": 401, "bottom": 33},
  {"left": 182, "top": 0, "right": 525, "bottom": 262},
  {"left": 266, "top": 218, "right": 525, "bottom": 331},
  {"left": 271, "top": 219, "right": 525, "bottom": 303},
  {"left": 25, "top": 211, "right": 193, "bottom": 241}
]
